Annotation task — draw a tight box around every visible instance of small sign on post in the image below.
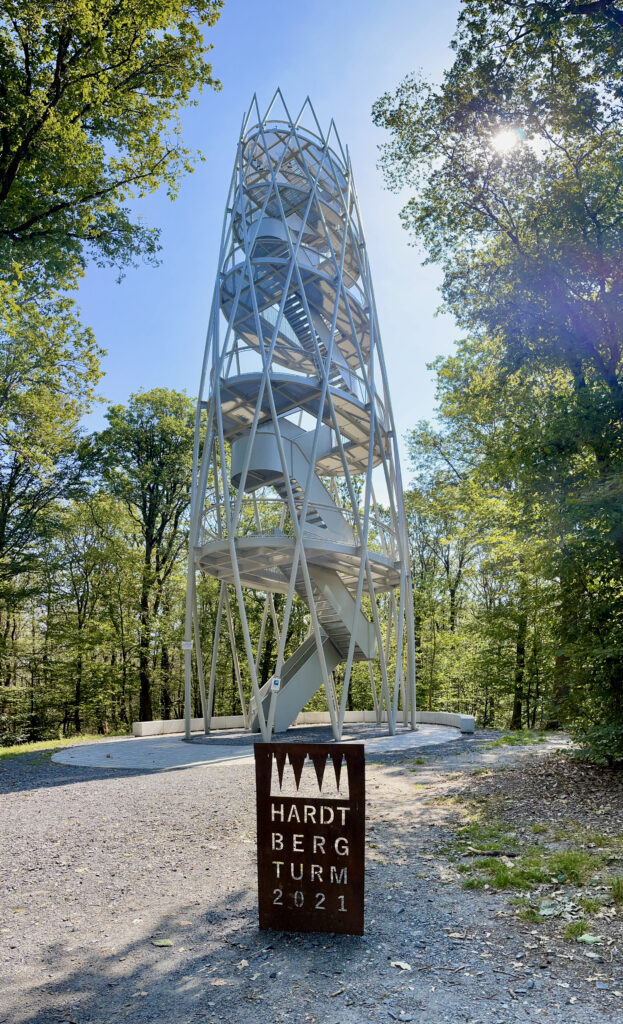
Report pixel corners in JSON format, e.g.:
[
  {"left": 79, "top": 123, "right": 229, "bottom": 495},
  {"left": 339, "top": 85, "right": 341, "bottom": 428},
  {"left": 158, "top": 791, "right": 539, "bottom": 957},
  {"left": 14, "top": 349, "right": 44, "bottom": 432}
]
[
  {"left": 181, "top": 640, "right": 193, "bottom": 651},
  {"left": 270, "top": 675, "right": 281, "bottom": 693},
  {"left": 254, "top": 742, "right": 365, "bottom": 935}
]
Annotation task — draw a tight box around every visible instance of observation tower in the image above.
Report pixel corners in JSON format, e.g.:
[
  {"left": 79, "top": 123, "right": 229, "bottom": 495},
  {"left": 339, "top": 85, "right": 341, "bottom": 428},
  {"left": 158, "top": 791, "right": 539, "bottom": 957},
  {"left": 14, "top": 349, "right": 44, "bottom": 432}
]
[{"left": 184, "top": 93, "right": 416, "bottom": 742}]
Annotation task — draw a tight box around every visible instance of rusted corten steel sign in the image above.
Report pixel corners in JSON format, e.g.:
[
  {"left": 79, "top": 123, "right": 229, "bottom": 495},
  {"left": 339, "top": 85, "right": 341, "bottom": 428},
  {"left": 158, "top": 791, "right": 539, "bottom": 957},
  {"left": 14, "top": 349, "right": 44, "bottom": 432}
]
[{"left": 254, "top": 743, "right": 365, "bottom": 935}]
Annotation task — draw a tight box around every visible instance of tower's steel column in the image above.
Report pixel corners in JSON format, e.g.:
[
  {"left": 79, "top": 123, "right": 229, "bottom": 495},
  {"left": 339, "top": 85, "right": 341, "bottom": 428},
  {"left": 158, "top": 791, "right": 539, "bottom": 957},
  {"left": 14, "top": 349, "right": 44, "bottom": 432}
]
[{"left": 185, "top": 92, "right": 416, "bottom": 741}]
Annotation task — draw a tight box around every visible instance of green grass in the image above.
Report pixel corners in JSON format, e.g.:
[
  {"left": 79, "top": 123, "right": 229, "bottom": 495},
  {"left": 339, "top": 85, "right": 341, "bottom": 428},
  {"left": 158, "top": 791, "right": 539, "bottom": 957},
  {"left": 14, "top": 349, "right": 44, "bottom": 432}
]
[
  {"left": 564, "top": 920, "right": 588, "bottom": 941},
  {"left": 473, "top": 855, "right": 550, "bottom": 890},
  {"left": 518, "top": 905, "right": 541, "bottom": 923},
  {"left": 455, "top": 819, "right": 518, "bottom": 849},
  {"left": 547, "top": 850, "right": 599, "bottom": 885},
  {"left": 578, "top": 896, "right": 602, "bottom": 914},
  {"left": 577, "top": 828, "right": 611, "bottom": 846},
  {"left": 441, "top": 766, "right": 617, "bottom": 948},
  {"left": 610, "top": 875, "right": 623, "bottom": 904},
  {"left": 486, "top": 730, "right": 548, "bottom": 749},
  {"left": 462, "top": 877, "right": 486, "bottom": 890},
  {"left": 458, "top": 847, "right": 603, "bottom": 892},
  {"left": 450, "top": 817, "right": 604, "bottom": 893},
  {"left": 0, "top": 734, "right": 125, "bottom": 760}
]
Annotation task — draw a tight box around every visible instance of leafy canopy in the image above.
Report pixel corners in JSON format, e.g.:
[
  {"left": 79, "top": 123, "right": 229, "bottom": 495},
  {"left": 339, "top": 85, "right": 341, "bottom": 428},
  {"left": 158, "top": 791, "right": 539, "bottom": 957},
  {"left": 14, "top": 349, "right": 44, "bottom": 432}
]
[
  {"left": 0, "top": 278, "right": 103, "bottom": 584},
  {"left": 0, "top": 0, "right": 223, "bottom": 284},
  {"left": 373, "top": 0, "right": 623, "bottom": 749},
  {"left": 372, "top": 0, "right": 623, "bottom": 558}
]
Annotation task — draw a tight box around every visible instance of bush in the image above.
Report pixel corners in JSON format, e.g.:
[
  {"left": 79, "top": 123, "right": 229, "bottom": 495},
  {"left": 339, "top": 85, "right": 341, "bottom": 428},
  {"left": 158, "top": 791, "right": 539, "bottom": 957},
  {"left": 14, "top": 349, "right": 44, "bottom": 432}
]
[{"left": 574, "top": 721, "right": 623, "bottom": 768}]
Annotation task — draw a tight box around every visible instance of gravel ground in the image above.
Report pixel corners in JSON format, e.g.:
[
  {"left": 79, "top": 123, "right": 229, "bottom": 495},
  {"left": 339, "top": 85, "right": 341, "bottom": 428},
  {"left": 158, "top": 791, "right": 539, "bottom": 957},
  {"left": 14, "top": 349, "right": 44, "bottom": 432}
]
[{"left": 0, "top": 735, "right": 619, "bottom": 1024}]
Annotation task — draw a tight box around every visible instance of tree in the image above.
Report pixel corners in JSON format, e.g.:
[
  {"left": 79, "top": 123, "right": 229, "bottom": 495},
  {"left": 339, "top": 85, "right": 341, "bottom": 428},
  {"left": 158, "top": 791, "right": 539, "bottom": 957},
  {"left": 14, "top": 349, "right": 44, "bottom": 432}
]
[
  {"left": 0, "top": 0, "right": 225, "bottom": 730},
  {"left": 95, "top": 389, "right": 195, "bottom": 720},
  {"left": 0, "top": 0, "right": 223, "bottom": 284},
  {"left": 373, "top": 0, "right": 623, "bottom": 755},
  {"left": 404, "top": 412, "right": 557, "bottom": 729},
  {"left": 0, "top": 280, "right": 102, "bottom": 589}
]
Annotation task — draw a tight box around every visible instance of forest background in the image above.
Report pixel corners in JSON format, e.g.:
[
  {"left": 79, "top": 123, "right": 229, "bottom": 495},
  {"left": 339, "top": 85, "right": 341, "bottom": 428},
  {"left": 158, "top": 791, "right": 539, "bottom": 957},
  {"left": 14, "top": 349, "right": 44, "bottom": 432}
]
[{"left": 1, "top": 1, "right": 622, "bottom": 764}]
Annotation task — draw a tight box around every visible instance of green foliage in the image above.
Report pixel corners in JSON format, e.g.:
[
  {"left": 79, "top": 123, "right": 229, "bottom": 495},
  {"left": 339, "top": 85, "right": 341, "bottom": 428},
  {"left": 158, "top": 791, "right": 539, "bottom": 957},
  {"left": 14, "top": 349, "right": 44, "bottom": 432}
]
[
  {"left": 0, "top": 0, "right": 223, "bottom": 283},
  {"left": 574, "top": 721, "right": 623, "bottom": 767},
  {"left": 94, "top": 389, "right": 196, "bottom": 720},
  {"left": 473, "top": 855, "right": 549, "bottom": 890},
  {"left": 0, "top": 278, "right": 102, "bottom": 591},
  {"left": 487, "top": 730, "right": 547, "bottom": 748},
  {"left": 564, "top": 920, "right": 587, "bottom": 941},
  {"left": 548, "top": 850, "right": 598, "bottom": 885},
  {"left": 374, "top": 0, "right": 623, "bottom": 749},
  {"left": 611, "top": 875, "right": 623, "bottom": 903},
  {"left": 0, "top": 1, "right": 226, "bottom": 739},
  {"left": 405, "top": 420, "right": 557, "bottom": 728},
  {"left": 0, "top": 733, "right": 123, "bottom": 759},
  {"left": 0, "top": 3, "right": 246, "bottom": 740}
]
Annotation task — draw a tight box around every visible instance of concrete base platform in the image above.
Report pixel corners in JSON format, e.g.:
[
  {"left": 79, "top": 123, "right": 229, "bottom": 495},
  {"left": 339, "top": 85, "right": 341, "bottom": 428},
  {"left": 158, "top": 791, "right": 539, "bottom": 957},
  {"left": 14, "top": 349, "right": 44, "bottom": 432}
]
[
  {"left": 51, "top": 723, "right": 463, "bottom": 772},
  {"left": 132, "top": 710, "right": 475, "bottom": 736}
]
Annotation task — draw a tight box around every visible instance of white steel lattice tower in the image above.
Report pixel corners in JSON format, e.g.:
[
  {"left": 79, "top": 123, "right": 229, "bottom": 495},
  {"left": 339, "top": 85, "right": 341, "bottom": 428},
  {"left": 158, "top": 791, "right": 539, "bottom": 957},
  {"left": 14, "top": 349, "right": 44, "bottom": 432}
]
[{"left": 184, "top": 93, "right": 416, "bottom": 742}]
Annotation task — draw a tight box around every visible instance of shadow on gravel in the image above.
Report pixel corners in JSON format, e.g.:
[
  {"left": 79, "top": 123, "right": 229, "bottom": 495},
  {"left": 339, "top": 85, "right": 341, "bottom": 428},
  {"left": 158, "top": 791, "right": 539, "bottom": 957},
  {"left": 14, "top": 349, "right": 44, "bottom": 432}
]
[
  {"left": 0, "top": 757, "right": 147, "bottom": 795},
  {"left": 1, "top": 888, "right": 367, "bottom": 1024}
]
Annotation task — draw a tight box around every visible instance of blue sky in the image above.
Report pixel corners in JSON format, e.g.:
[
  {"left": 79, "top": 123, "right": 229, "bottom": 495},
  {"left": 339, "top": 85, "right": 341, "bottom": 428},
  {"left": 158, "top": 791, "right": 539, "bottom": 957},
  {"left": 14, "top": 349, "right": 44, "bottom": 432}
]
[{"left": 77, "top": 0, "right": 462, "bottom": 467}]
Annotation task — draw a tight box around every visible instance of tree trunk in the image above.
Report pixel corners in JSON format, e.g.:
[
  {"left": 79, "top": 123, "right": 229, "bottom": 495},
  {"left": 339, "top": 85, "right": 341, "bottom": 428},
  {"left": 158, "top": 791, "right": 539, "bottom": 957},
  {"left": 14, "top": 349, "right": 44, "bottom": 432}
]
[
  {"left": 138, "top": 569, "right": 153, "bottom": 721},
  {"left": 510, "top": 612, "right": 527, "bottom": 730},
  {"left": 545, "top": 651, "right": 569, "bottom": 729},
  {"left": 74, "top": 653, "right": 82, "bottom": 733},
  {"left": 161, "top": 643, "right": 172, "bottom": 720},
  {"left": 449, "top": 585, "right": 457, "bottom": 632},
  {"left": 259, "top": 618, "right": 276, "bottom": 688}
]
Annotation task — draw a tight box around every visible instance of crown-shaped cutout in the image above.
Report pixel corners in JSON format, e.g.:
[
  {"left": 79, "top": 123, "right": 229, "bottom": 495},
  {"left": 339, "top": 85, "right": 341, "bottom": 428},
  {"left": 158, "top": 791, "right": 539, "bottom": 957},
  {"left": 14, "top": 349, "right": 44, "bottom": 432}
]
[{"left": 269, "top": 749, "right": 350, "bottom": 798}]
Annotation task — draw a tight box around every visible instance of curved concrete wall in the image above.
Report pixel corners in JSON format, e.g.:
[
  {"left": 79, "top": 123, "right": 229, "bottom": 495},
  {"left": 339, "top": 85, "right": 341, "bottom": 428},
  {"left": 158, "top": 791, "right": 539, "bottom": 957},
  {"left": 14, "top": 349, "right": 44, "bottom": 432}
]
[{"left": 133, "top": 709, "right": 475, "bottom": 737}]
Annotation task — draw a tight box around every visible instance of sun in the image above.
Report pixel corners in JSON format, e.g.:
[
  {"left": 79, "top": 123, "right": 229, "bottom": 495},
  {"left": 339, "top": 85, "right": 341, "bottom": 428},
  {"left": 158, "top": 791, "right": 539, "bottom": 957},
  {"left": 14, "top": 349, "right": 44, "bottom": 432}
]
[{"left": 491, "top": 127, "right": 521, "bottom": 154}]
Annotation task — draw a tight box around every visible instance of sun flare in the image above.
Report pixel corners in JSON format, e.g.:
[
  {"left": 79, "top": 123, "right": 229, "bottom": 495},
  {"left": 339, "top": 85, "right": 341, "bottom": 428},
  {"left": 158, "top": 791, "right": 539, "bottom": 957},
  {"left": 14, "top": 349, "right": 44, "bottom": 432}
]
[{"left": 491, "top": 128, "right": 521, "bottom": 154}]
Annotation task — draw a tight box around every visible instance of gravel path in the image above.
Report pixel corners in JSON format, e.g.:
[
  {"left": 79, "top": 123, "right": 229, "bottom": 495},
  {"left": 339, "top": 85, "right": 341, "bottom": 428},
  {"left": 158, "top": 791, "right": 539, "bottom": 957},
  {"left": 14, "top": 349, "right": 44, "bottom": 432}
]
[{"left": 0, "top": 734, "right": 617, "bottom": 1024}]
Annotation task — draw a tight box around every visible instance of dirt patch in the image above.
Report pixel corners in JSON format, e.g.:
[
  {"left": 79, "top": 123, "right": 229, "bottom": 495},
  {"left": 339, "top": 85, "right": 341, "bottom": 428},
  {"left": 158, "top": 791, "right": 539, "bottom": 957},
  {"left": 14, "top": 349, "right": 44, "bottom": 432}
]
[{"left": 470, "top": 754, "right": 623, "bottom": 836}]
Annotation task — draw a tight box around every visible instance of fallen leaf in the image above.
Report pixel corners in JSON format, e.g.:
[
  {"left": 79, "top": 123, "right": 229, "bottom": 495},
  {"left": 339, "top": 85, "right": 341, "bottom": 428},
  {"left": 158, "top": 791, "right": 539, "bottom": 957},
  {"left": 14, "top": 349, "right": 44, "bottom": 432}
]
[
  {"left": 538, "top": 900, "right": 561, "bottom": 918},
  {"left": 577, "top": 934, "right": 602, "bottom": 945},
  {"left": 211, "top": 979, "right": 231, "bottom": 987},
  {"left": 390, "top": 961, "right": 412, "bottom": 972},
  {"left": 151, "top": 939, "right": 173, "bottom": 947},
  {"left": 237, "top": 959, "right": 249, "bottom": 969}
]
